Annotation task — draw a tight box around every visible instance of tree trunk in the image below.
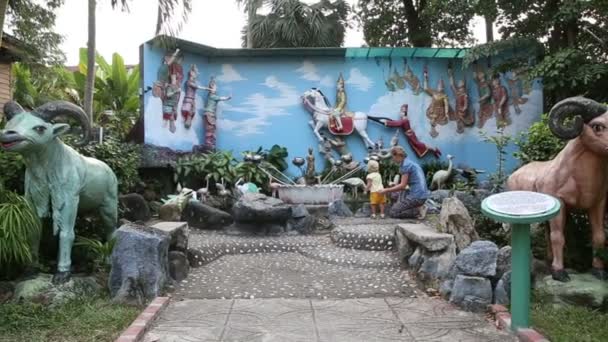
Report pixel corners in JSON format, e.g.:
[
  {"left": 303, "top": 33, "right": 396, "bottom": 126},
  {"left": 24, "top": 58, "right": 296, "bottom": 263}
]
[
  {"left": 402, "top": 0, "right": 432, "bottom": 47},
  {"left": 84, "top": 0, "right": 96, "bottom": 123},
  {"left": 0, "top": 0, "right": 10, "bottom": 49},
  {"left": 484, "top": 15, "right": 494, "bottom": 43}
]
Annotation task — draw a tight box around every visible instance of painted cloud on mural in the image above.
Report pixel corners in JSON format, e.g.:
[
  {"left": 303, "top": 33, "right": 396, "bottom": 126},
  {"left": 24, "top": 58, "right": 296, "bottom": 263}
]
[
  {"left": 219, "top": 75, "right": 299, "bottom": 136},
  {"left": 346, "top": 68, "right": 373, "bottom": 92},
  {"left": 296, "top": 60, "right": 333, "bottom": 87},
  {"left": 217, "top": 64, "right": 247, "bottom": 83}
]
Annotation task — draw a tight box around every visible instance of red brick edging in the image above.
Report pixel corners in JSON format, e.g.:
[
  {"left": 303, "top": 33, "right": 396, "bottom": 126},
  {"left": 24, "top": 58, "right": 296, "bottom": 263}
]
[
  {"left": 115, "top": 297, "right": 170, "bottom": 342},
  {"left": 488, "top": 304, "right": 550, "bottom": 342}
]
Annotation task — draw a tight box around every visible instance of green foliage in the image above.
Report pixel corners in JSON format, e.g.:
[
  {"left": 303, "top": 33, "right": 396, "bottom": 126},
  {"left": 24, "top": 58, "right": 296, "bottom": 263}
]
[
  {"left": 4, "top": 0, "right": 66, "bottom": 65},
  {"left": 0, "top": 147, "right": 25, "bottom": 194},
  {"left": 421, "top": 159, "right": 450, "bottom": 187},
  {"left": 0, "top": 191, "right": 41, "bottom": 267},
  {"left": 175, "top": 150, "right": 237, "bottom": 185},
  {"left": 234, "top": 161, "right": 268, "bottom": 189},
  {"left": 243, "top": 0, "right": 350, "bottom": 48},
  {"left": 479, "top": 128, "right": 511, "bottom": 193},
  {"left": 12, "top": 62, "right": 78, "bottom": 109},
  {"left": 0, "top": 296, "right": 140, "bottom": 342},
  {"left": 513, "top": 113, "right": 566, "bottom": 164},
  {"left": 356, "top": 0, "right": 476, "bottom": 47},
  {"left": 74, "top": 137, "right": 141, "bottom": 194},
  {"left": 74, "top": 236, "right": 116, "bottom": 271},
  {"left": 243, "top": 144, "right": 289, "bottom": 171}
]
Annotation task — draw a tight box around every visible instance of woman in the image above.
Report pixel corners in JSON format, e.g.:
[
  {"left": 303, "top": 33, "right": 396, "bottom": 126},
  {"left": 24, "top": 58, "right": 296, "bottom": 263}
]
[{"left": 378, "top": 146, "right": 429, "bottom": 219}]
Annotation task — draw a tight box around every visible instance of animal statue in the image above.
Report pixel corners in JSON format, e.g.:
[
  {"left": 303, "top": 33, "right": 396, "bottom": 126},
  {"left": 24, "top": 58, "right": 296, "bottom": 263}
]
[
  {"left": 507, "top": 96, "right": 608, "bottom": 282},
  {"left": 234, "top": 177, "right": 259, "bottom": 197},
  {"left": 301, "top": 88, "right": 376, "bottom": 148},
  {"left": 163, "top": 187, "right": 195, "bottom": 209},
  {"left": 0, "top": 101, "right": 118, "bottom": 284},
  {"left": 388, "top": 174, "right": 401, "bottom": 187},
  {"left": 215, "top": 177, "right": 231, "bottom": 197},
  {"left": 196, "top": 175, "right": 211, "bottom": 202},
  {"left": 431, "top": 154, "right": 454, "bottom": 190},
  {"left": 340, "top": 177, "right": 366, "bottom": 199}
]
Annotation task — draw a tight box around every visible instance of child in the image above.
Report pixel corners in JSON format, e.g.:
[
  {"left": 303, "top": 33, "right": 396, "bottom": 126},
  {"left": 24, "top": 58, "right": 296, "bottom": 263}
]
[{"left": 365, "top": 160, "right": 385, "bottom": 219}]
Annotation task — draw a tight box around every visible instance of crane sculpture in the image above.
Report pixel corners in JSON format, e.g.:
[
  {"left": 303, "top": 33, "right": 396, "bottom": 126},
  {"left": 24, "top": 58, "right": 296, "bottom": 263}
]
[{"left": 431, "top": 154, "right": 454, "bottom": 190}]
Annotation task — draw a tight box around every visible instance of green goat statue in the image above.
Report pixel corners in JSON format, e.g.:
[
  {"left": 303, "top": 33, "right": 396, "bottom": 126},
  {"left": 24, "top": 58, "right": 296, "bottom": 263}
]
[{"left": 0, "top": 101, "right": 118, "bottom": 284}]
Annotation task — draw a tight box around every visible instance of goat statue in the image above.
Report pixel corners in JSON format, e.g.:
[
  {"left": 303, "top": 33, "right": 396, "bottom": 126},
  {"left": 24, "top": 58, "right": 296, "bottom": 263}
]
[
  {"left": 0, "top": 101, "right": 118, "bottom": 284},
  {"left": 507, "top": 96, "right": 607, "bottom": 282}
]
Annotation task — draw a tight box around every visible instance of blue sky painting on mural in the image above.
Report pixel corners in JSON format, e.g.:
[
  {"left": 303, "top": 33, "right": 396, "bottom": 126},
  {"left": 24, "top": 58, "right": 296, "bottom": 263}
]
[{"left": 141, "top": 37, "right": 543, "bottom": 179}]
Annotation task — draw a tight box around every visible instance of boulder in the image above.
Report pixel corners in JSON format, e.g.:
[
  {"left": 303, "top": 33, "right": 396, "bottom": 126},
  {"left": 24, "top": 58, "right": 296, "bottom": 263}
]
[
  {"left": 535, "top": 272, "right": 608, "bottom": 310},
  {"left": 287, "top": 205, "right": 314, "bottom": 234},
  {"left": 417, "top": 243, "right": 457, "bottom": 281},
  {"left": 453, "top": 240, "right": 498, "bottom": 277},
  {"left": 496, "top": 246, "right": 512, "bottom": 280},
  {"left": 291, "top": 204, "right": 309, "bottom": 219},
  {"left": 12, "top": 274, "right": 101, "bottom": 306},
  {"left": 438, "top": 197, "right": 478, "bottom": 252},
  {"left": 430, "top": 189, "right": 489, "bottom": 212},
  {"left": 449, "top": 275, "right": 493, "bottom": 312},
  {"left": 395, "top": 226, "right": 415, "bottom": 262},
  {"left": 168, "top": 251, "right": 189, "bottom": 282},
  {"left": 109, "top": 224, "right": 170, "bottom": 306},
  {"left": 119, "top": 193, "right": 152, "bottom": 222},
  {"left": 149, "top": 201, "right": 163, "bottom": 215},
  {"left": 494, "top": 271, "right": 511, "bottom": 305},
  {"left": 408, "top": 247, "right": 424, "bottom": 270},
  {"left": 440, "top": 279, "right": 454, "bottom": 299},
  {"left": 158, "top": 203, "right": 181, "bottom": 221},
  {"left": 396, "top": 223, "right": 454, "bottom": 252},
  {"left": 149, "top": 221, "right": 189, "bottom": 252},
  {"left": 181, "top": 200, "right": 233, "bottom": 230},
  {"left": 232, "top": 193, "right": 292, "bottom": 224},
  {"left": 328, "top": 199, "right": 353, "bottom": 218},
  {"left": 355, "top": 203, "right": 372, "bottom": 217}
]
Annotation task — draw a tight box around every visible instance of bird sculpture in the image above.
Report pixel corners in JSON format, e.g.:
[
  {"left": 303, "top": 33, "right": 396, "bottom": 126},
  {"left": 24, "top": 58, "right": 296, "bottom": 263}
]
[
  {"left": 234, "top": 177, "right": 259, "bottom": 197},
  {"left": 431, "top": 154, "right": 454, "bottom": 190},
  {"left": 340, "top": 177, "right": 366, "bottom": 199},
  {"left": 215, "top": 177, "right": 231, "bottom": 197},
  {"left": 196, "top": 175, "right": 211, "bottom": 202}
]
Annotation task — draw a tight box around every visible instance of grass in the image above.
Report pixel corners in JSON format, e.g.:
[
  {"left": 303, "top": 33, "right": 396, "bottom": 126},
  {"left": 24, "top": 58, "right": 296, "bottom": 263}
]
[
  {"left": 530, "top": 292, "right": 608, "bottom": 342},
  {"left": 0, "top": 296, "right": 140, "bottom": 342}
]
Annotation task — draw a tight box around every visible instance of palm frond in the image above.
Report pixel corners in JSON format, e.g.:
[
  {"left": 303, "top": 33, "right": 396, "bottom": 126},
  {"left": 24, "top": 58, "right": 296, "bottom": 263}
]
[{"left": 155, "top": 0, "right": 193, "bottom": 48}]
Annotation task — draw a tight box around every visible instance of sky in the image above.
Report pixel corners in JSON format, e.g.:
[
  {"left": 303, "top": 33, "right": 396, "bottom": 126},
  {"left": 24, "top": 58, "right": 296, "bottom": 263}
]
[{"left": 53, "top": 0, "right": 493, "bottom": 66}]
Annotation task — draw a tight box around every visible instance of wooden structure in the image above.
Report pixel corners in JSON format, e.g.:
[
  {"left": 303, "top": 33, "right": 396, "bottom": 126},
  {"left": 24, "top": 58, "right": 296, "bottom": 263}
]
[{"left": 0, "top": 33, "right": 27, "bottom": 119}]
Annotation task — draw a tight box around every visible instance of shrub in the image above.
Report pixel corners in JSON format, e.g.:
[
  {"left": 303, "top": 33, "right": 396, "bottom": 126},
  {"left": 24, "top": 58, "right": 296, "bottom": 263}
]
[
  {"left": 0, "top": 191, "right": 42, "bottom": 270},
  {"left": 175, "top": 150, "right": 237, "bottom": 188},
  {"left": 513, "top": 113, "right": 565, "bottom": 165}
]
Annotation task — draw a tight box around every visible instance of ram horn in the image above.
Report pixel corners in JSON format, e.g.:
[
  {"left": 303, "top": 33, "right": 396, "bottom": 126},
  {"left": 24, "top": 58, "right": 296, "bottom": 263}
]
[
  {"left": 3, "top": 101, "right": 26, "bottom": 121},
  {"left": 33, "top": 101, "right": 91, "bottom": 146},
  {"left": 548, "top": 96, "right": 608, "bottom": 140}
]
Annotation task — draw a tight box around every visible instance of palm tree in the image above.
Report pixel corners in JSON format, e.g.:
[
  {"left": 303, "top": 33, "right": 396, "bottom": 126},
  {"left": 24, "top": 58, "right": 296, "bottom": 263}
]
[
  {"left": 84, "top": 0, "right": 192, "bottom": 124},
  {"left": 0, "top": 0, "right": 9, "bottom": 48},
  {"left": 243, "top": 0, "right": 350, "bottom": 48},
  {"left": 236, "top": 0, "right": 266, "bottom": 48}
]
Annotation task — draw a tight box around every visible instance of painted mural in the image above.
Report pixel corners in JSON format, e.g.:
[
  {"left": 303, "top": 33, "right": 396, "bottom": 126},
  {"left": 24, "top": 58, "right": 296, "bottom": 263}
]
[{"left": 141, "top": 42, "right": 543, "bottom": 178}]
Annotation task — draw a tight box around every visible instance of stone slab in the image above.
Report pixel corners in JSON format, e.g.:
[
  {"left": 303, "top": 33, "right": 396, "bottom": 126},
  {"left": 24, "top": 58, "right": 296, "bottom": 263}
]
[
  {"left": 145, "top": 297, "right": 516, "bottom": 342},
  {"left": 535, "top": 272, "right": 608, "bottom": 310},
  {"left": 396, "top": 223, "right": 454, "bottom": 251}
]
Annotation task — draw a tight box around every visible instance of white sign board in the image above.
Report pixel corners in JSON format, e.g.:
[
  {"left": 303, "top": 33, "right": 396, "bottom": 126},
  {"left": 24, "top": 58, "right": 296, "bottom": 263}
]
[{"left": 485, "top": 191, "right": 557, "bottom": 216}]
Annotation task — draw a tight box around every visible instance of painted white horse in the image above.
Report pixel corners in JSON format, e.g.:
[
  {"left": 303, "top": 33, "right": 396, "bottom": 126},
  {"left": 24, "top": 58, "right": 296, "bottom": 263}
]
[{"left": 301, "top": 88, "right": 375, "bottom": 148}]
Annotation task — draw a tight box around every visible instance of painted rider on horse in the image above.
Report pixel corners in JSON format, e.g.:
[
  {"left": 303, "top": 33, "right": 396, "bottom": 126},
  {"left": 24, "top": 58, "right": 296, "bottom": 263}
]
[{"left": 331, "top": 73, "right": 347, "bottom": 131}]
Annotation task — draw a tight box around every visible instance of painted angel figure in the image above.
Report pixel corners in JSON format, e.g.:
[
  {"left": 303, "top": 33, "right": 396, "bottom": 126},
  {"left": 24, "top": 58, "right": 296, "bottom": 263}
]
[
  {"left": 507, "top": 70, "right": 528, "bottom": 114},
  {"left": 474, "top": 69, "right": 493, "bottom": 129},
  {"left": 423, "top": 67, "right": 453, "bottom": 138},
  {"left": 491, "top": 75, "right": 511, "bottom": 128},
  {"left": 403, "top": 65, "right": 421, "bottom": 95},
  {"left": 202, "top": 77, "right": 232, "bottom": 151},
  {"left": 181, "top": 64, "right": 206, "bottom": 129},
  {"left": 448, "top": 67, "right": 475, "bottom": 133},
  {"left": 155, "top": 49, "right": 183, "bottom": 133}
]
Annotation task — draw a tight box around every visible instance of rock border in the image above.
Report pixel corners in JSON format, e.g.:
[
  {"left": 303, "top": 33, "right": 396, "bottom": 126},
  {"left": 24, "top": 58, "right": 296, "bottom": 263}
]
[
  {"left": 114, "top": 297, "right": 170, "bottom": 342},
  {"left": 488, "top": 304, "right": 550, "bottom": 342}
]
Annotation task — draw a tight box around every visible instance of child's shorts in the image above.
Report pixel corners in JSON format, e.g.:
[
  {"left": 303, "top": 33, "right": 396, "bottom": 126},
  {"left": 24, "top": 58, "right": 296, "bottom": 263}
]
[{"left": 370, "top": 192, "right": 386, "bottom": 205}]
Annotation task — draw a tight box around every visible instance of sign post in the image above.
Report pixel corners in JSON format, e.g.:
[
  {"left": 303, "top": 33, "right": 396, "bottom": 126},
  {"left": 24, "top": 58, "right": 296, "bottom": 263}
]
[{"left": 481, "top": 191, "right": 561, "bottom": 331}]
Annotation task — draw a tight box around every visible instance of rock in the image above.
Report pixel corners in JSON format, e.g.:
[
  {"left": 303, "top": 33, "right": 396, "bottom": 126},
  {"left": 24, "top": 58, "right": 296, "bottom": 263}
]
[
  {"left": 12, "top": 274, "right": 101, "bottom": 306},
  {"left": 328, "top": 199, "right": 353, "bottom": 218},
  {"left": 168, "top": 251, "right": 189, "bottom": 282},
  {"left": 449, "top": 275, "right": 493, "bottom": 312},
  {"left": 109, "top": 224, "right": 170, "bottom": 305},
  {"left": 494, "top": 272, "right": 510, "bottom": 305},
  {"left": 535, "top": 272, "right": 608, "bottom": 310},
  {"left": 288, "top": 215, "right": 315, "bottom": 235},
  {"left": 395, "top": 226, "right": 415, "bottom": 262},
  {"left": 291, "top": 204, "right": 309, "bottom": 219},
  {"left": 408, "top": 247, "right": 424, "bottom": 270},
  {"left": 430, "top": 189, "right": 489, "bottom": 212},
  {"left": 205, "top": 195, "right": 234, "bottom": 212},
  {"left": 396, "top": 223, "right": 454, "bottom": 252},
  {"left": 142, "top": 189, "right": 157, "bottom": 202},
  {"left": 181, "top": 200, "right": 233, "bottom": 230},
  {"left": 119, "top": 193, "right": 152, "bottom": 222},
  {"left": 159, "top": 203, "right": 181, "bottom": 221},
  {"left": 496, "top": 246, "right": 512, "bottom": 280},
  {"left": 453, "top": 240, "right": 498, "bottom": 277},
  {"left": 440, "top": 279, "right": 454, "bottom": 298},
  {"left": 418, "top": 243, "right": 457, "bottom": 281},
  {"left": 232, "top": 193, "right": 292, "bottom": 224},
  {"left": 0, "top": 281, "right": 14, "bottom": 303},
  {"left": 355, "top": 203, "right": 371, "bottom": 217},
  {"left": 314, "top": 216, "right": 334, "bottom": 231},
  {"left": 438, "top": 197, "right": 478, "bottom": 252},
  {"left": 149, "top": 221, "right": 189, "bottom": 252},
  {"left": 149, "top": 201, "right": 163, "bottom": 214}
]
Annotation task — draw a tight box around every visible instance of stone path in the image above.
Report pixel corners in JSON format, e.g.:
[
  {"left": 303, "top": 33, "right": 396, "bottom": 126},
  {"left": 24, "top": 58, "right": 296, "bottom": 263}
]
[{"left": 146, "top": 217, "right": 515, "bottom": 341}]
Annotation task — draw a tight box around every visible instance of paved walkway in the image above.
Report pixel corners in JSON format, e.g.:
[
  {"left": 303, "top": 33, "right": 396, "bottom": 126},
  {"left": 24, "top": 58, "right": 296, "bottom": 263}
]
[{"left": 145, "top": 218, "right": 515, "bottom": 341}]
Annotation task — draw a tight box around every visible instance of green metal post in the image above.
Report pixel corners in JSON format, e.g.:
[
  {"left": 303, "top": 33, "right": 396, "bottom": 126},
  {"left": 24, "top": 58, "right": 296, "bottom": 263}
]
[{"left": 510, "top": 223, "right": 531, "bottom": 330}]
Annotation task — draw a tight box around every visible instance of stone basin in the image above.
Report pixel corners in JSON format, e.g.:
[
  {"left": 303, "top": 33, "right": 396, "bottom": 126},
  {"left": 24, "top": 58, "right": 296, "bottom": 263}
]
[{"left": 276, "top": 184, "right": 344, "bottom": 205}]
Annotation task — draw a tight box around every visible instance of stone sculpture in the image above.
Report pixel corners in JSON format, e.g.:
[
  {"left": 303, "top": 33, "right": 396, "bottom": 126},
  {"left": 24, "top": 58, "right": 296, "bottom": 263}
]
[
  {"left": 305, "top": 147, "right": 316, "bottom": 184},
  {"left": 507, "top": 70, "right": 529, "bottom": 114},
  {"left": 507, "top": 96, "right": 608, "bottom": 282},
  {"left": 181, "top": 64, "right": 205, "bottom": 129},
  {"left": 491, "top": 75, "right": 510, "bottom": 127},
  {"left": 423, "top": 67, "right": 453, "bottom": 138},
  {"left": 330, "top": 73, "right": 347, "bottom": 131},
  {"left": 154, "top": 49, "right": 183, "bottom": 133},
  {"left": 448, "top": 67, "right": 475, "bottom": 133},
  {"left": 431, "top": 154, "right": 454, "bottom": 190},
  {"left": 0, "top": 101, "right": 118, "bottom": 284},
  {"left": 474, "top": 69, "right": 493, "bottom": 129},
  {"left": 202, "top": 77, "right": 231, "bottom": 151}
]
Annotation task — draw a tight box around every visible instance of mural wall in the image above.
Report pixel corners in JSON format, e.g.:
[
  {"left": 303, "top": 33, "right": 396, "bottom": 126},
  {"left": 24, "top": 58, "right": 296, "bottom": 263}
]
[{"left": 141, "top": 41, "right": 543, "bottom": 178}]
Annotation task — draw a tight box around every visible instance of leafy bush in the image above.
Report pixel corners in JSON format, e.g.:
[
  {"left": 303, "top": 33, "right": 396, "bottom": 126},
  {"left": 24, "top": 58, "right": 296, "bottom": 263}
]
[
  {"left": 0, "top": 148, "right": 25, "bottom": 194},
  {"left": 0, "top": 191, "right": 41, "bottom": 268},
  {"left": 175, "top": 150, "right": 237, "bottom": 187},
  {"left": 513, "top": 113, "right": 565, "bottom": 164},
  {"left": 480, "top": 128, "right": 512, "bottom": 193},
  {"left": 74, "top": 236, "right": 116, "bottom": 272}
]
